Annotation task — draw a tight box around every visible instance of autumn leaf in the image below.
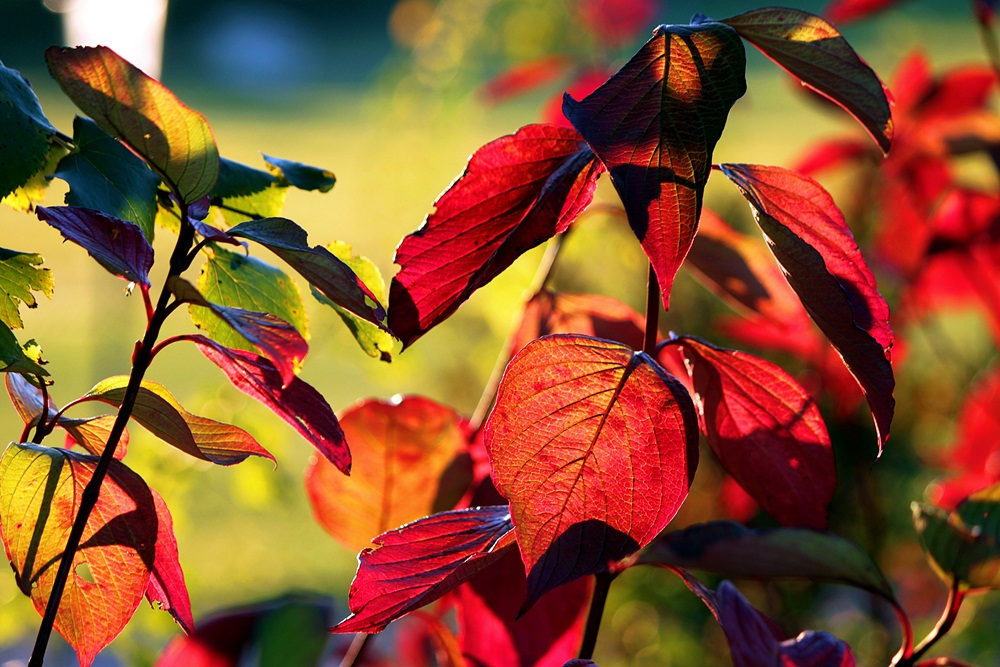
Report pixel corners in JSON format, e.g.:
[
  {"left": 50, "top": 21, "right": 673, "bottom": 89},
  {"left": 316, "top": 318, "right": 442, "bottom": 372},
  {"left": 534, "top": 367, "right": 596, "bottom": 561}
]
[
  {"left": 333, "top": 506, "right": 516, "bottom": 633},
  {"left": 305, "top": 396, "right": 472, "bottom": 551},
  {"left": 0, "top": 443, "right": 158, "bottom": 667},
  {"left": 563, "top": 21, "right": 746, "bottom": 310},
  {"left": 484, "top": 334, "right": 698, "bottom": 609},
  {"left": 824, "top": 0, "right": 901, "bottom": 24},
  {"left": 719, "top": 163, "right": 894, "bottom": 455},
  {"left": 84, "top": 376, "right": 274, "bottom": 465},
  {"left": 671, "top": 335, "right": 835, "bottom": 529},
  {"left": 511, "top": 290, "right": 646, "bottom": 355},
  {"left": 574, "top": 0, "right": 658, "bottom": 48},
  {"left": 145, "top": 488, "right": 193, "bottom": 633},
  {"left": 36, "top": 206, "right": 154, "bottom": 286},
  {"left": 191, "top": 335, "right": 350, "bottom": 474},
  {"left": 388, "top": 124, "right": 604, "bottom": 348},
  {"left": 45, "top": 46, "right": 218, "bottom": 204},
  {"left": 480, "top": 55, "right": 573, "bottom": 104},
  {"left": 720, "top": 7, "right": 893, "bottom": 153}
]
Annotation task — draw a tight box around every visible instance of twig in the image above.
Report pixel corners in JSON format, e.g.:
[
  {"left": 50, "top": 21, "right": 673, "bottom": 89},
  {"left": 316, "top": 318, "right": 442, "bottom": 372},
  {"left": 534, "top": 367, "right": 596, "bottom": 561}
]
[
  {"left": 339, "top": 633, "right": 372, "bottom": 667},
  {"left": 898, "top": 580, "right": 966, "bottom": 667},
  {"left": 578, "top": 572, "right": 614, "bottom": 660}
]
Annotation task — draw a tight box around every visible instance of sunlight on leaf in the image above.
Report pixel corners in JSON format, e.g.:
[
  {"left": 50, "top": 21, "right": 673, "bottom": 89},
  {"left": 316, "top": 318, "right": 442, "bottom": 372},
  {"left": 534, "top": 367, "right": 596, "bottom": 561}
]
[
  {"left": 210, "top": 157, "right": 288, "bottom": 226},
  {"left": 0, "top": 325, "right": 48, "bottom": 376},
  {"left": 914, "top": 483, "right": 1000, "bottom": 590},
  {"left": 484, "top": 334, "right": 698, "bottom": 610},
  {"left": 45, "top": 46, "right": 218, "bottom": 204},
  {"left": 0, "top": 60, "right": 59, "bottom": 201},
  {"left": 563, "top": 21, "right": 746, "bottom": 310},
  {"left": 511, "top": 290, "right": 646, "bottom": 355},
  {"left": 145, "top": 488, "right": 193, "bottom": 633},
  {"left": 0, "top": 443, "right": 157, "bottom": 667},
  {"left": 0, "top": 247, "right": 53, "bottom": 329}
]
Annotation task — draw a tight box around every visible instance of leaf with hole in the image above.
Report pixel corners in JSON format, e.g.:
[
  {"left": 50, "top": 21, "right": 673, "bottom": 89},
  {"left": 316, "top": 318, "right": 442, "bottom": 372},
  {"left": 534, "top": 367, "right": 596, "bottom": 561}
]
[
  {"left": 719, "top": 163, "right": 894, "bottom": 455},
  {"left": 563, "top": 21, "right": 746, "bottom": 310},
  {"left": 0, "top": 247, "right": 53, "bottom": 330},
  {"left": 0, "top": 443, "right": 158, "bottom": 667},
  {"left": 191, "top": 335, "right": 349, "bottom": 474},
  {"left": 305, "top": 396, "right": 472, "bottom": 551},
  {"left": 45, "top": 46, "right": 218, "bottom": 204},
  {"left": 333, "top": 505, "right": 516, "bottom": 633},
  {"left": 388, "top": 124, "right": 604, "bottom": 348},
  {"left": 484, "top": 334, "right": 698, "bottom": 610}
]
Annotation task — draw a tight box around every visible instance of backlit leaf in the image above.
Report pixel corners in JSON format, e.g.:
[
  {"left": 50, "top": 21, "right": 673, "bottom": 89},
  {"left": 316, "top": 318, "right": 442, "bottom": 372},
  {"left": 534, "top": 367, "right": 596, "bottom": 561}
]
[
  {"left": 2, "top": 141, "right": 66, "bottom": 213},
  {"left": 333, "top": 505, "right": 516, "bottom": 633},
  {"left": 563, "top": 21, "right": 746, "bottom": 310},
  {"left": 388, "top": 124, "right": 604, "bottom": 348},
  {"left": 0, "top": 326, "right": 48, "bottom": 376},
  {"left": 314, "top": 241, "right": 395, "bottom": 361},
  {"left": 171, "top": 277, "right": 307, "bottom": 386},
  {"left": 0, "top": 247, "right": 53, "bottom": 329},
  {"left": 639, "top": 520, "right": 896, "bottom": 602},
  {"left": 228, "top": 217, "right": 386, "bottom": 329},
  {"left": 719, "top": 163, "right": 894, "bottom": 455},
  {"left": 36, "top": 206, "right": 153, "bottom": 286},
  {"left": 0, "top": 60, "right": 59, "bottom": 200},
  {"left": 192, "top": 245, "right": 308, "bottom": 354},
  {"left": 262, "top": 154, "right": 336, "bottom": 192},
  {"left": 672, "top": 336, "right": 835, "bottom": 529},
  {"left": 45, "top": 45, "right": 218, "bottom": 204},
  {"left": 455, "top": 547, "right": 593, "bottom": 667},
  {"left": 5, "top": 373, "right": 127, "bottom": 457},
  {"left": 914, "top": 484, "right": 1000, "bottom": 590},
  {"left": 145, "top": 488, "right": 192, "bottom": 633},
  {"left": 85, "top": 376, "right": 274, "bottom": 465},
  {"left": 55, "top": 116, "right": 160, "bottom": 239},
  {"left": 512, "top": 290, "right": 646, "bottom": 354},
  {"left": 210, "top": 157, "right": 287, "bottom": 226},
  {"left": 306, "top": 396, "right": 472, "bottom": 551},
  {"left": 0, "top": 443, "right": 157, "bottom": 667},
  {"left": 721, "top": 7, "right": 892, "bottom": 153},
  {"left": 484, "top": 334, "right": 698, "bottom": 609},
  {"left": 191, "top": 335, "right": 349, "bottom": 473}
]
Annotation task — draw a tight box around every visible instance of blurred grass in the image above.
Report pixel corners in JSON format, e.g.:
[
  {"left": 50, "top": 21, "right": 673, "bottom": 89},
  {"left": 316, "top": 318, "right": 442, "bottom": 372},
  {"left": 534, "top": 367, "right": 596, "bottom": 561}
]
[{"left": 0, "top": 2, "right": 996, "bottom": 664}]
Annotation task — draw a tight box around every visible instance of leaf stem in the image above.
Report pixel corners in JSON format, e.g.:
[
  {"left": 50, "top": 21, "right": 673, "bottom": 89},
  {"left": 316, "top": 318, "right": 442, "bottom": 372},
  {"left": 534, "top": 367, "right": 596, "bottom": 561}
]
[
  {"left": 578, "top": 572, "right": 614, "bottom": 660},
  {"left": 898, "top": 580, "right": 966, "bottom": 667},
  {"left": 469, "top": 233, "right": 567, "bottom": 431},
  {"left": 28, "top": 209, "right": 198, "bottom": 667},
  {"left": 643, "top": 263, "right": 660, "bottom": 356},
  {"left": 29, "top": 375, "right": 51, "bottom": 444},
  {"left": 338, "top": 633, "right": 372, "bottom": 667}
]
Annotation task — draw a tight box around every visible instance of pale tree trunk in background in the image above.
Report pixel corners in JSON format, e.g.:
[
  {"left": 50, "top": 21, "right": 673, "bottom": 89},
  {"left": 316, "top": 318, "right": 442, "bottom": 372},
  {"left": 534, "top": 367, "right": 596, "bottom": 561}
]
[{"left": 44, "top": 0, "right": 168, "bottom": 79}]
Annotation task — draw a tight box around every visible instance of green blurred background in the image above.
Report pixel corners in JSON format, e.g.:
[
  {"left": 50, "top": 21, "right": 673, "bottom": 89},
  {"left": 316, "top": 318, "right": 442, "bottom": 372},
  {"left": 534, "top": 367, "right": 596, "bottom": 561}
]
[{"left": 0, "top": 0, "right": 996, "bottom": 665}]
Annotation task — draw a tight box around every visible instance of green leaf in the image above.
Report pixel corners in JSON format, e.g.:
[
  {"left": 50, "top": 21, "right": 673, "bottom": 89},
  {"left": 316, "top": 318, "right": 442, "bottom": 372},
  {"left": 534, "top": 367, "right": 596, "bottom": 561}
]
[
  {"left": 210, "top": 157, "right": 288, "bottom": 226},
  {"left": 314, "top": 241, "right": 394, "bottom": 361},
  {"left": 0, "top": 248, "right": 53, "bottom": 329},
  {"left": 914, "top": 485, "right": 1000, "bottom": 590},
  {"left": 191, "top": 245, "right": 308, "bottom": 352},
  {"left": 0, "top": 325, "right": 47, "bottom": 376},
  {"left": 0, "top": 60, "right": 59, "bottom": 200},
  {"left": 84, "top": 376, "right": 274, "bottom": 465},
  {"left": 2, "top": 142, "right": 67, "bottom": 213},
  {"left": 263, "top": 154, "right": 336, "bottom": 192},
  {"left": 45, "top": 46, "right": 219, "bottom": 204},
  {"left": 55, "top": 117, "right": 160, "bottom": 239},
  {"left": 638, "top": 520, "right": 896, "bottom": 602}
]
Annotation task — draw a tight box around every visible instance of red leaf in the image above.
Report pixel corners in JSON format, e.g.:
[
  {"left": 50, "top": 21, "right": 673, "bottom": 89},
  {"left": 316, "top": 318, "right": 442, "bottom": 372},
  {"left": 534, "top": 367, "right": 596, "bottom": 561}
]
[
  {"left": 146, "top": 488, "right": 193, "bottom": 633},
  {"left": 5, "top": 373, "right": 130, "bottom": 459},
  {"left": 541, "top": 69, "right": 615, "bottom": 129},
  {"left": 305, "top": 396, "right": 472, "bottom": 551},
  {"left": 0, "top": 444, "right": 158, "bottom": 667},
  {"left": 36, "top": 206, "right": 153, "bottom": 285},
  {"left": 719, "top": 163, "right": 894, "bottom": 455},
  {"left": 170, "top": 277, "right": 307, "bottom": 387},
  {"left": 574, "top": 0, "right": 658, "bottom": 47},
  {"left": 673, "top": 336, "right": 835, "bottom": 530},
  {"left": 191, "top": 335, "right": 349, "bottom": 473},
  {"left": 455, "top": 548, "right": 593, "bottom": 667},
  {"left": 794, "top": 139, "right": 871, "bottom": 176},
  {"left": 824, "top": 0, "right": 902, "bottom": 24},
  {"left": 484, "top": 334, "right": 698, "bottom": 609},
  {"left": 480, "top": 56, "right": 573, "bottom": 104},
  {"left": 721, "top": 7, "right": 893, "bottom": 153},
  {"left": 511, "top": 289, "right": 646, "bottom": 355},
  {"left": 333, "top": 506, "right": 516, "bottom": 633},
  {"left": 228, "top": 217, "right": 386, "bottom": 330},
  {"left": 388, "top": 124, "right": 604, "bottom": 347},
  {"left": 563, "top": 22, "right": 746, "bottom": 310}
]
